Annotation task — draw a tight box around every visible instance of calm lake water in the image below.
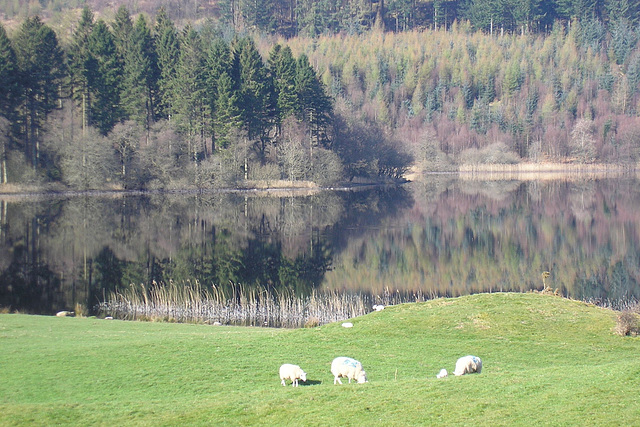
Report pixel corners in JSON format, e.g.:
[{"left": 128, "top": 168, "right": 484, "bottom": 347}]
[{"left": 1, "top": 175, "right": 639, "bottom": 317}]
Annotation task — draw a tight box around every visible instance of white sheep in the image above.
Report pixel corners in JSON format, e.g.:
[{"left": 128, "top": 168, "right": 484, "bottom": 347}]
[
  {"left": 331, "top": 357, "right": 368, "bottom": 384},
  {"left": 436, "top": 368, "right": 448, "bottom": 378},
  {"left": 453, "top": 355, "right": 482, "bottom": 376},
  {"left": 279, "top": 364, "right": 307, "bottom": 387},
  {"left": 56, "top": 311, "right": 74, "bottom": 317}
]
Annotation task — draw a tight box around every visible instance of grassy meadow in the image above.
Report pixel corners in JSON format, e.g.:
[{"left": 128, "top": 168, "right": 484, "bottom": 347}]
[{"left": 1, "top": 292, "right": 639, "bottom": 426}]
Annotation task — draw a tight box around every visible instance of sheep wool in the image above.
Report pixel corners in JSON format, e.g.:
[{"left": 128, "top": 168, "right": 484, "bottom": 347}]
[
  {"left": 279, "top": 364, "right": 307, "bottom": 387},
  {"left": 331, "top": 357, "right": 368, "bottom": 384},
  {"left": 453, "top": 355, "right": 482, "bottom": 376}
]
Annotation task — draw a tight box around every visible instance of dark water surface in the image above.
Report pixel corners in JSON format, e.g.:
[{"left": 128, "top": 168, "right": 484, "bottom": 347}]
[{"left": 1, "top": 176, "right": 639, "bottom": 316}]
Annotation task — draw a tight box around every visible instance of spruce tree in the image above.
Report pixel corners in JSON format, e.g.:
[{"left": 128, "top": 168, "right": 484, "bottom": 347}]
[
  {"left": 0, "top": 23, "right": 18, "bottom": 123},
  {"left": 88, "top": 20, "right": 122, "bottom": 135},
  {"left": 213, "top": 71, "right": 243, "bottom": 149},
  {"left": 154, "top": 7, "right": 180, "bottom": 121},
  {"left": 235, "top": 37, "right": 275, "bottom": 159},
  {"left": 112, "top": 6, "right": 133, "bottom": 58},
  {"left": 173, "top": 26, "right": 210, "bottom": 160},
  {"left": 268, "top": 44, "right": 299, "bottom": 131},
  {"left": 206, "top": 38, "right": 235, "bottom": 150},
  {"left": 0, "top": 23, "right": 18, "bottom": 184},
  {"left": 295, "top": 53, "right": 332, "bottom": 146},
  {"left": 67, "top": 6, "right": 95, "bottom": 135},
  {"left": 13, "top": 16, "right": 65, "bottom": 169},
  {"left": 120, "top": 15, "right": 159, "bottom": 134}
]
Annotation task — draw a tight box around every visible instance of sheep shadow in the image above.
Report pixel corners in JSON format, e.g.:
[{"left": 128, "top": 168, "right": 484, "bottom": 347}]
[{"left": 301, "top": 379, "right": 323, "bottom": 386}]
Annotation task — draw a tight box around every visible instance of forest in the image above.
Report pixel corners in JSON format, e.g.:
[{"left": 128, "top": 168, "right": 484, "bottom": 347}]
[{"left": 1, "top": 0, "right": 640, "bottom": 190}]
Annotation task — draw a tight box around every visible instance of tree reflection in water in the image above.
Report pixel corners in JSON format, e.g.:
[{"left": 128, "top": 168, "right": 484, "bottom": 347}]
[{"left": 1, "top": 177, "right": 640, "bottom": 322}]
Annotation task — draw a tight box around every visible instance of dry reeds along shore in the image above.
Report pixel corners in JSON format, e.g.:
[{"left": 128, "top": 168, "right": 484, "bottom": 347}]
[
  {"left": 456, "top": 162, "right": 640, "bottom": 181},
  {"left": 97, "top": 280, "right": 431, "bottom": 328}
]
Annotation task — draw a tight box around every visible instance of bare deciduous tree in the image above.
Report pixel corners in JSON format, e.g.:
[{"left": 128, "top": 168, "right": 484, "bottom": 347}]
[{"left": 570, "top": 119, "right": 596, "bottom": 163}]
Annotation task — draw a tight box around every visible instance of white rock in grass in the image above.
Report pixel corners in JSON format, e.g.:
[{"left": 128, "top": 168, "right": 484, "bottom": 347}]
[{"left": 341, "top": 322, "right": 353, "bottom": 328}]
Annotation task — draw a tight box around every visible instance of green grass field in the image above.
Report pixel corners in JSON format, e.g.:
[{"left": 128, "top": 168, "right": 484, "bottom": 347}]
[{"left": 1, "top": 293, "right": 639, "bottom": 426}]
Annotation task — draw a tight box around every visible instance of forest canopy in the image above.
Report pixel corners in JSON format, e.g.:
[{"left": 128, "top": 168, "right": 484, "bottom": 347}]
[{"left": 0, "top": 0, "right": 639, "bottom": 190}]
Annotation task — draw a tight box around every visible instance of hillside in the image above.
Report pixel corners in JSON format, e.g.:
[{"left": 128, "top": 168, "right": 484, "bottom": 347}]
[{"left": 1, "top": 293, "right": 638, "bottom": 425}]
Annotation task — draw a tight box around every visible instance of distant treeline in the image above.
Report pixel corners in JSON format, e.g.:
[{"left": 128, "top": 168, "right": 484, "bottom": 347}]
[
  {"left": 1, "top": 2, "right": 640, "bottom": 190},
  {"left": 0, "top": 7, "right": 410, "bottom": 189},
  {"left": 286, "top": 19, "right": 640, "bottom": 172},
  {"left": 2, "top": 0, "right": 639, "bottom": 37}
]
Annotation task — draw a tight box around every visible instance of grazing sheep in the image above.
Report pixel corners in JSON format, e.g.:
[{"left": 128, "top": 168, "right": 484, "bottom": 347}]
[
  {"left": 56, "top": 311, "right": 74, "bottom": 317},
  {"left": 331, "top": 357, "right": 368, "bottom": 384},
  {"left": 279, "top": 364, "right": 307, "bottom": 387},
  {"left": 372, "top": 304, "right": 385, "bottom": 311},
  {"left": 436, "top": 368, "right": 448, "bottom": 379},
  {"left": 453, "top": 355, "right": 482, "bottom": 376}
]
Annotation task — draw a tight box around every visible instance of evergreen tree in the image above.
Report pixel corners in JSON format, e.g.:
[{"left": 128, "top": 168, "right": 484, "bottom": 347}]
[
  {"left": 111, "top": 6, "right": 133, "bottom": 58},
  {"left": 13, "top": 16, "right": 65, "bottom": 169},
  {"left": 67, "top": 6, "right": 95, "bottom": 134},
  {"left": 154, "top": 7, "right": 180, "bottom": 121},
  {"left": 235, "top": 37, "right": 276, "bottom": 159},
  {"left": 88, "top": 20, "right": 122, "bottom": 135},
  {"left": 268, "top": 44, "right": 299, "bottom": 132},
  {"left": 213, "top": 71, "right": 243, "bottom": 149},
  {"left": 173, "top": 26, "right": 210, "bottom": 160},
  {"left": 120, "top": 15, "right": 159, "bottom": 135},
  {"left": 206, "top": 38, "right": 235, "bottom": 150},
  {"left": 0, "top": 24, "right": 18, "bottom": 184},
  {"left": 240, "top": 0, "right": 276, "bottom": 32},
  {"left": 295, "top": 53, "right": 332, "bottom": 146},
  {"left": 0, "top": 23, "right": 18, "bottom": 123}
]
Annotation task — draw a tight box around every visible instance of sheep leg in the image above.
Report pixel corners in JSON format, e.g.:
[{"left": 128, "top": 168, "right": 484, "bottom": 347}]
[
  {"left": 293, "top": 379, "right": 298, "bottom": 387},
  {"left": 334, "top": 376, "right": 342, "bottom": 385},
  {"left": 281, "top": 379, "right": 286, "bottom": 386}
]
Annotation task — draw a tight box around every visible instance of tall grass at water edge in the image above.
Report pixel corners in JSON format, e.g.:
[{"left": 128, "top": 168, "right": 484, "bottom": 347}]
[
  {"left": 97, "top": 281, "right": 432, "bottom": 328},
  {"left": 98, "top": 280, "right": 639, "bottom": 328}
]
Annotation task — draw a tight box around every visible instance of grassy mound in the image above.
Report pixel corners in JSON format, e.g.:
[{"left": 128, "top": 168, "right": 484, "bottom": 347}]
[{"left": 1, "top": 293, "right": 638, "bottom": 425}]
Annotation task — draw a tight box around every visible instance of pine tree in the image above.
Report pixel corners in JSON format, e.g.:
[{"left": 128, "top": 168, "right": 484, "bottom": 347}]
[
  {"left": 88, "top": 20, "right": 122, "bottom": 135},
  {"left": 206, "top": 38, "right": 235, "bottom": 150},
  {"left": 213, "top": 71, "right": 243, "bottom": 149},
  {"left": 295, "top": 53, "right": 332, "bottom": 146},
  {"left": 154, "top": 7, "right": 180, "bottom": 121},
  {"left": 112, "top": 6, "right": 133, "bottom": 58},
  {"left": 0, "top": 23, "right": 18, "bottom": 123},
  {"left": 0, "top": 23, "right": 18, "bottom": 184},
  {"left": 268, "top": 44, "right": 299, "bottom": 131},
  {"left": 120, "top": 14, "right": 159, "bottom": 135},
  {"left": 240, "top": 0, "right": 275, "bottom": 32},
  {"left": 67, "top": 6, "right": 95, "bottom": 135},
  {"left": 235, "top": 37, "right": 275, "bottom": 159},
  {"left": 173, "top": 26, "right": 210, "bottom": 160},
  {"left": 13, "top": 16, "right": 65, "bottom": 169}
]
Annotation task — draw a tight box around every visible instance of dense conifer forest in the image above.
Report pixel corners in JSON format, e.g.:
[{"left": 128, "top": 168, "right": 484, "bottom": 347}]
[{"left": 0, "top": 0, "right": 639, "bottom": 190}]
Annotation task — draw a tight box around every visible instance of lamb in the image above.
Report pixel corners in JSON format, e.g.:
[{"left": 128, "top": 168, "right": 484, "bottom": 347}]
[
  {"left": 453, "top": 355, "right": 482, "bottom": 376},
  {"left": 331, "top": 357, "right": 368, "bottom": 384},
  {"left": 56, "top": 311, "right": 74, "bottom": 317},
  {"left": 279, "top": 364, "right": 307, "bottom": 387}
]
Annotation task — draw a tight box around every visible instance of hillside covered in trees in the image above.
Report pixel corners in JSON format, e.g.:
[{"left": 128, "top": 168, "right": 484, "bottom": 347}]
[{"left": 0, "top": 0, "right": 639, "bottom": 190}]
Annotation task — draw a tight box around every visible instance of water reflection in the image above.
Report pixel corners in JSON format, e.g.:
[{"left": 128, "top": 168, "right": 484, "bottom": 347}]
[
  {"left": 1, "top": 177, "right": 639, "bottom": 317},
  {"left": 323, "top": 177, "right": 640, "bottom": 305}
]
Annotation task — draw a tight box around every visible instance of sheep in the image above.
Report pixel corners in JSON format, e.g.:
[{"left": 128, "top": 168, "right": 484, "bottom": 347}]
[
  {"left": 331, "top": 357, "right": 368, "bottom": 384},
  {"left": 372, "top": 304, "right": 385, "bottom": 311},
  {"left": 279, "top": 364, "right": 307, "bottom": 387},
  {"left": 453, "top": 355, "right": 482, "bottom": 376},
  {"left": 56, "top": 311, "right": 74, "bottom": 317},
  {"left": 436, "top": 368, "right": 448, "bottom": 379}
]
